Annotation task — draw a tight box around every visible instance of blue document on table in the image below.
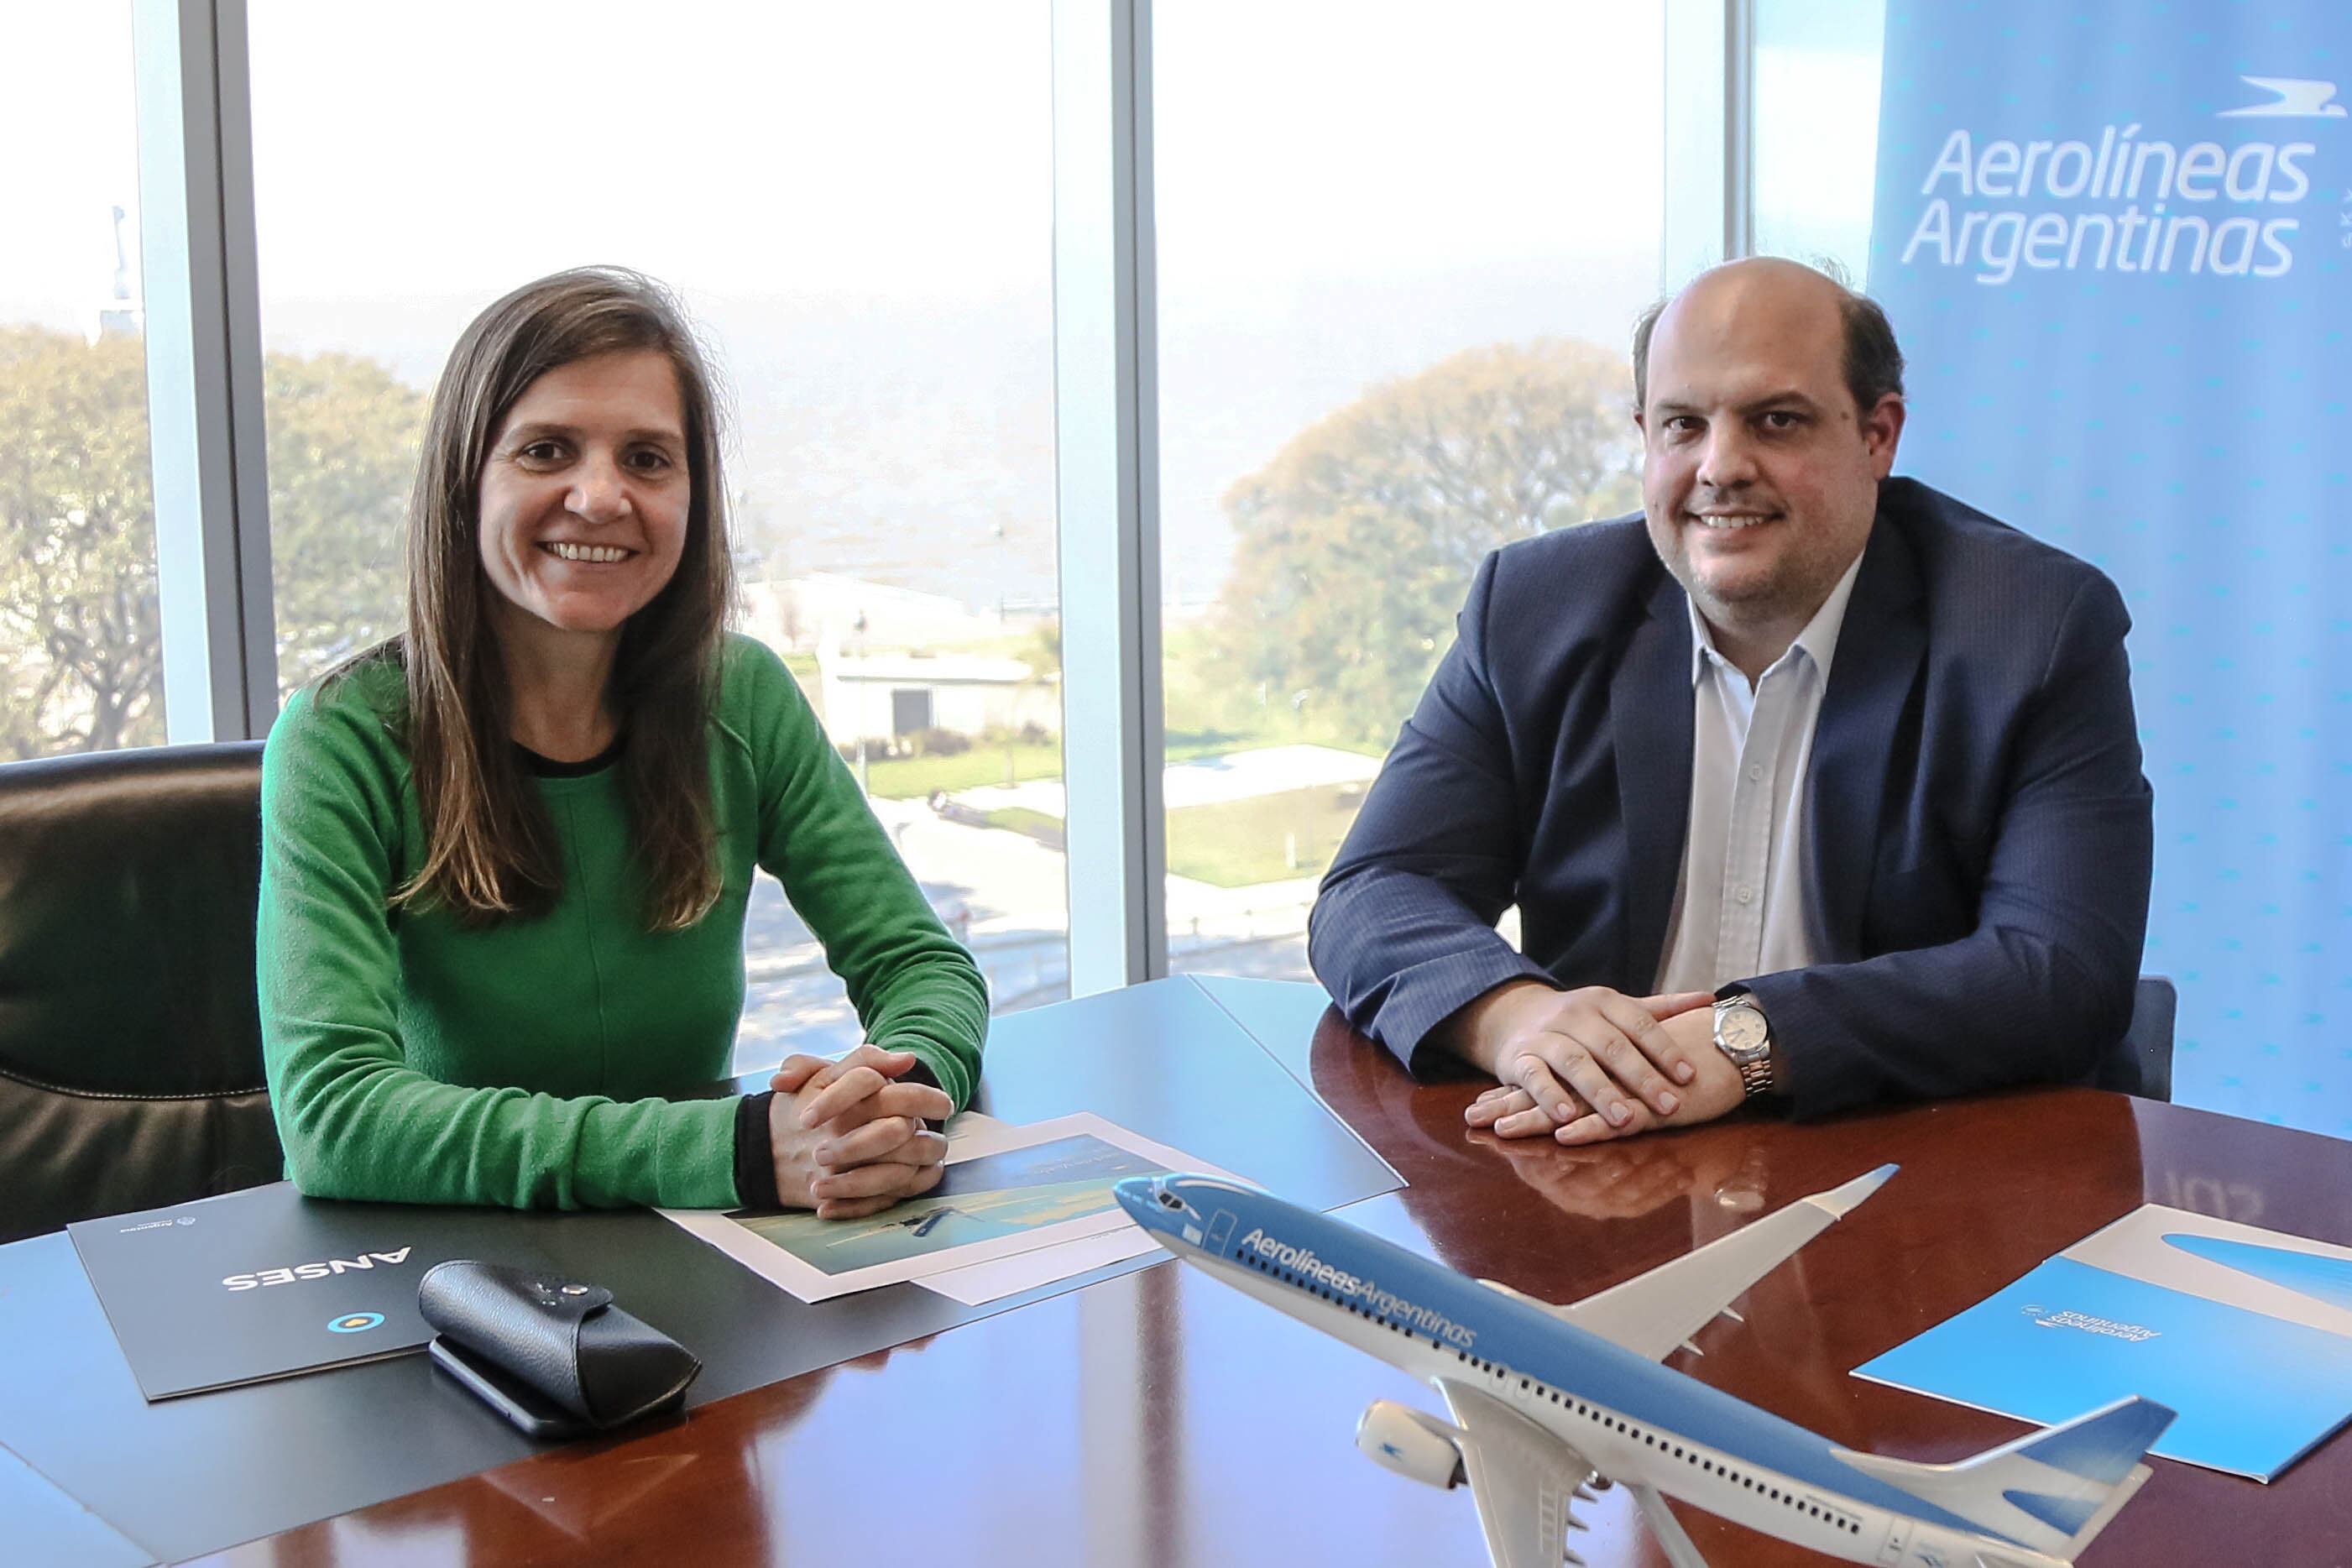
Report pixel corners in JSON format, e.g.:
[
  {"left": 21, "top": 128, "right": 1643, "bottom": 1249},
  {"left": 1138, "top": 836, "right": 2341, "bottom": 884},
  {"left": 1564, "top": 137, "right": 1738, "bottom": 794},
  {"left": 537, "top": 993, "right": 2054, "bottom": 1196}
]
[{"left": 1855, "top": 1205, "right": 2352, "bottom": 1482}]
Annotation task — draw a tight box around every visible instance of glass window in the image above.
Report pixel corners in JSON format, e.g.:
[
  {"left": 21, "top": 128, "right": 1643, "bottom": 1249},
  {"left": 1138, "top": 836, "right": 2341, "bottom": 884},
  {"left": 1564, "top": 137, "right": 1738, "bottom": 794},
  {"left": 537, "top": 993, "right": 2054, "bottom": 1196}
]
[
  {"left": 1154, "top": 0, "right": 1666, "bottom": 980},
  {"left": 0, "top": 4, "right": 165, "bottom": 758},
  {"left": 1754, "top": 0, "right": 1885, "bottom": 280},
  {"left": 248, "top": 3, "right": 1062, "bottom": 1068}
]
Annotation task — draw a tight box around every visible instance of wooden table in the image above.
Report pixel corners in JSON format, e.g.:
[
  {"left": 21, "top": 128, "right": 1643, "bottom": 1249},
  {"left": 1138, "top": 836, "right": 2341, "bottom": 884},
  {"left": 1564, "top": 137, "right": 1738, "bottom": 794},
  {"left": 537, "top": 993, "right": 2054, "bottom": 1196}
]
[{"left": 178, "top": 1008, "right": 2352, "bottom": 1568}]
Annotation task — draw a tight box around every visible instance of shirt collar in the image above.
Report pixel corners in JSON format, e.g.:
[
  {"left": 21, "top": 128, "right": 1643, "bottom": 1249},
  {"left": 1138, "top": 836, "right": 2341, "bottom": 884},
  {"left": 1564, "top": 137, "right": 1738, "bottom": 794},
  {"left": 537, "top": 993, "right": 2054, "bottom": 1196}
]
[{"left": 1686, "top": 546, "right": 1869, "bottom": 688}]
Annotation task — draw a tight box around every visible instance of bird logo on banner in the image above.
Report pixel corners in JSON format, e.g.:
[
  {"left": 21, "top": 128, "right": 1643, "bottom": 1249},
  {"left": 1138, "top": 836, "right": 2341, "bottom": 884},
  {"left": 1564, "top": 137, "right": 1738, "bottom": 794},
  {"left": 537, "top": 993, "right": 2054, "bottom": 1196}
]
[{"left": 2219, "top": 76, "right": 2348, "bottom": 118}]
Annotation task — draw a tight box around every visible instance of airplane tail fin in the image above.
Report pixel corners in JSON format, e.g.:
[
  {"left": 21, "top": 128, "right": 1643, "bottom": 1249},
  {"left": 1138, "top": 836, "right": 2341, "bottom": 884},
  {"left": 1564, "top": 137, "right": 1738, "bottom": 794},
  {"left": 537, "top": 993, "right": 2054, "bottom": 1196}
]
[{"left": 1834, "top": 1396, "right": 2174, "bottom": 1562}]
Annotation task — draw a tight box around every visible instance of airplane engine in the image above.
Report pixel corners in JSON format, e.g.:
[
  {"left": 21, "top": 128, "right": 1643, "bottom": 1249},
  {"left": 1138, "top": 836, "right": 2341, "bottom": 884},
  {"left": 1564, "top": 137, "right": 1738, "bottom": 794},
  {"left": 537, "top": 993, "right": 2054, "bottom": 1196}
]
[{"left": 1354, "top": 1400, "right": 1466, "bottom": 1490}]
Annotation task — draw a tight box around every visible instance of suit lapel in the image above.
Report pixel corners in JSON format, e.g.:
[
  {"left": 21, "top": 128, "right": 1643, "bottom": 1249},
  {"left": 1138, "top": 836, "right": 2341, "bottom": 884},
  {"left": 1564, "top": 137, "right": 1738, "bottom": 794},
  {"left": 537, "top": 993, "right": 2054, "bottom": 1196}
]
[
  {"left": 1612, "top": 572, "right": 1694, "bottom": 986},
  {"left": 1806, "top": 517, "right": 1926, "bottom": 958}
]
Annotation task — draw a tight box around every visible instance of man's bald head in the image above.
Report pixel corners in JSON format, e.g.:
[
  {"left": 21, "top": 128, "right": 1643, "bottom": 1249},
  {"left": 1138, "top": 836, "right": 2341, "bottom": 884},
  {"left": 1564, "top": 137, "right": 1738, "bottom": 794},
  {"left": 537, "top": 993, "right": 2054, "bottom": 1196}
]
[
  {"left": 1632, "top": 258, "right": 1905, "bottom": 421},
  {"left": 1631, "top": 255, "right": 1908, "bottom": 680}
]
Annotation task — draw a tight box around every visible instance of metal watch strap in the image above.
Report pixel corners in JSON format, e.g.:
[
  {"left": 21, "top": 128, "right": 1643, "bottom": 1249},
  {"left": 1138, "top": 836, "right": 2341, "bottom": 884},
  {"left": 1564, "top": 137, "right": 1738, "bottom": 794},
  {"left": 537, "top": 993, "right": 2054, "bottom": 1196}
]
[
  {"left": 1714, "top": 996, "right": 1776, "bottom": 1100},
  {"left": 1732, "top": 1046, "right": 1774, "bottom": 1099}
]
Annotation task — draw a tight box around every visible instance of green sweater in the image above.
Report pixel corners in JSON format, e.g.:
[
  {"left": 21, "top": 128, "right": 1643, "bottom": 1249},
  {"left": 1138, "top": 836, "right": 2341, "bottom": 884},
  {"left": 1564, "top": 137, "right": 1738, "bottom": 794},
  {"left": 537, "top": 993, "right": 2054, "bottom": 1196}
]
[{"left": 257, "top": 634, "right": 987, "bottom": 1210}]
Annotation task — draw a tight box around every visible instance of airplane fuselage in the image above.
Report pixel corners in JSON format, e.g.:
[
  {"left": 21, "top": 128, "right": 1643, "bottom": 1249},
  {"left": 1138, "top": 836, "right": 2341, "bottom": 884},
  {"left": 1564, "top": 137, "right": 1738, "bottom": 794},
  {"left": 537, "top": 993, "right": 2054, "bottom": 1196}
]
[{"left": 1148, "top": 1187, "right": 2062, "bottom": 1568}]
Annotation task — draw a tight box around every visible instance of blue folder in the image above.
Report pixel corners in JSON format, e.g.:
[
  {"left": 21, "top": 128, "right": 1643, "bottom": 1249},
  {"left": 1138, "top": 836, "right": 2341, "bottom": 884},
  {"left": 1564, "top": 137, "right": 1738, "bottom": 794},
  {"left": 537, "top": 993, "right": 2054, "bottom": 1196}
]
[{"left": 1855, "top": 1205, "right": 2352, "bottom": 1482}]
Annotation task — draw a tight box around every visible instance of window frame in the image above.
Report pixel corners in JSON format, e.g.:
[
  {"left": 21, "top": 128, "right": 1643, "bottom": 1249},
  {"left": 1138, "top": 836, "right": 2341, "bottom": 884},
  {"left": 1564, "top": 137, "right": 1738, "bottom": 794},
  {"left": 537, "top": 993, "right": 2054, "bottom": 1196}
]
[{"left": 107, "top": 0, "right": 1752, "bottom": 997}]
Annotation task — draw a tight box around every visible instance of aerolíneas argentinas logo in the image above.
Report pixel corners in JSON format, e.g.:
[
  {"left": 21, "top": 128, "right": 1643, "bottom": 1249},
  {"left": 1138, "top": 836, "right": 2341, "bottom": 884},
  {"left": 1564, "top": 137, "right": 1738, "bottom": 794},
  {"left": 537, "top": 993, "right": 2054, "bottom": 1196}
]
[
  {"left": 2019, "top": 1301, "right": 2162, "bottom": 1342},
  {"left": 1238, "top": 1226, "right": 1477, "bottom": 1348},
  {"left": 1897, "top": 73, "right": 2338, "bottom": 285}
]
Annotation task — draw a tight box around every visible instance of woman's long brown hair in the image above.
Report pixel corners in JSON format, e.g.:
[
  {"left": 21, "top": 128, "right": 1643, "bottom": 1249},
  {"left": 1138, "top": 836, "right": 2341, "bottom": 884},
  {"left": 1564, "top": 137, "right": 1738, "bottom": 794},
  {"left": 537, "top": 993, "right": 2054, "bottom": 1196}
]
[{"left": 384, "top": 267, "right": 735, "bottom": 930}]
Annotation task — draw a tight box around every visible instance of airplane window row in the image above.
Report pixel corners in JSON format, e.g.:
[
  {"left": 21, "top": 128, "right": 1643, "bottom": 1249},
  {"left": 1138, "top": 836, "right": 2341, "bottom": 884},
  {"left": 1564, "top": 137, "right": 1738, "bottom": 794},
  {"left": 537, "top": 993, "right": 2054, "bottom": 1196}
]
[
  {"left": 1243, "top": 1248, "right": 1862, "bottom": 1539},
  {"left": 1243, "top": 1252, "right": 1447, "bottom": 1350},
  {"left": 1516, "top": 1382, "right": 1865, "bottom": 1539}
]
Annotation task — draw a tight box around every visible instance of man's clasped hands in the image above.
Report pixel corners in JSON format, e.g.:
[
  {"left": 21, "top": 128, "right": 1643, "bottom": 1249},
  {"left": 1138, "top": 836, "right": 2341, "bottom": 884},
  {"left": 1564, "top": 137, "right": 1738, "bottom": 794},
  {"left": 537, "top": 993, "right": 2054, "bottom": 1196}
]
[{"left": 1452, "top": 981, "right": 1749, "bottom": 1146}]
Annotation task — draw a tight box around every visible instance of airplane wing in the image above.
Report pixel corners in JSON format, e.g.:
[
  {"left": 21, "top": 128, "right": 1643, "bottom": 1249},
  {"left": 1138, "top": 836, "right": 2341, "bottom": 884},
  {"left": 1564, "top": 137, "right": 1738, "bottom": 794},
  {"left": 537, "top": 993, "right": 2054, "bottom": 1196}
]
[
  {"left": 1556, "top": 1164, "right": 1895, "bottom": 1361},
  {"left": 1435, "top": 1377, "right": 1597, "bottom": 1568}
]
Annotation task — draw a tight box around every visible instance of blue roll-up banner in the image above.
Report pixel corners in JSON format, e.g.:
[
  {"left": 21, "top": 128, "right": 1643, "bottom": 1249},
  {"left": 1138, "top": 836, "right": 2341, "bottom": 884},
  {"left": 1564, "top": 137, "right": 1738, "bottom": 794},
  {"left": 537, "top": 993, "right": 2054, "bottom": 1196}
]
[{"left": 1868, "top": 4, "right": 2352, "bottom": 1133}]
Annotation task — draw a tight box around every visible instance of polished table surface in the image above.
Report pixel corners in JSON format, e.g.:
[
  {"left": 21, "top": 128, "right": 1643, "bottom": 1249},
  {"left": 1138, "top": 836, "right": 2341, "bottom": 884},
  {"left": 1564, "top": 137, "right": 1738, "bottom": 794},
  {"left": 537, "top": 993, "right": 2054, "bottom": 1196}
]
[
  {"left": 161, "top": 1001, "right": 2352, "bottom": 1568},
  {"left": 0, "top": 975, "right": 1401, "bottom": 1564}
]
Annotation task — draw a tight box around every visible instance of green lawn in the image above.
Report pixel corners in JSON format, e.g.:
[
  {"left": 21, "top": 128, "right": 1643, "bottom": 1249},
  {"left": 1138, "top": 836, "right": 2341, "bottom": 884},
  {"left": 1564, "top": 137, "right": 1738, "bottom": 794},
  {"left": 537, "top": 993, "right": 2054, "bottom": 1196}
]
[
  {"left": 1165, "top": 786, "right": 1365, "bottom": 887},
  {"left": 860, "top": 740, "right": 1064, "bottom": 799},
  {"left": 980, "top": 806, "right": 1065, "bottom": 846},
  {"left": 859, "top": 729, "right": 1354, "bottom": 801},
  {"left": 975, "top": 781, "right": 1367, "bottom": 889}
]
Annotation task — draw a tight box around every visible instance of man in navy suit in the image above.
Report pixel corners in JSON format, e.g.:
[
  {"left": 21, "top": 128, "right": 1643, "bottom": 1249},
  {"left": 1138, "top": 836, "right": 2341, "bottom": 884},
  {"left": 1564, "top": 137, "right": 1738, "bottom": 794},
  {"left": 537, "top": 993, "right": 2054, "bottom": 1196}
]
[{"left": 1309, "top": 258, "right": 2151, "bottom": 1146}]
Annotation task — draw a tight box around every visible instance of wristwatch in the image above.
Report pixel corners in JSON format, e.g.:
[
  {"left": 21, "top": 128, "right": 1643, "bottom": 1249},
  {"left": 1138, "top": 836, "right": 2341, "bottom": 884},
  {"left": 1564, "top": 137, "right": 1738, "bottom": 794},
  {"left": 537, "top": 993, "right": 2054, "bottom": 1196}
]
[{"left": 1712, "top": 994, "right": 1775, "bottom": 1100}]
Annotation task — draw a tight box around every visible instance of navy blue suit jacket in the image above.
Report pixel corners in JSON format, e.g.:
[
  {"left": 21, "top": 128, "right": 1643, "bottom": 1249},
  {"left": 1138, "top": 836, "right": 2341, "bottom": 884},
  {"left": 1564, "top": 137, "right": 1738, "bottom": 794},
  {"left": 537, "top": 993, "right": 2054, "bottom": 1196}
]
[{"left": 1309, "top": 478, "right": 2154, "bottom": 1119}]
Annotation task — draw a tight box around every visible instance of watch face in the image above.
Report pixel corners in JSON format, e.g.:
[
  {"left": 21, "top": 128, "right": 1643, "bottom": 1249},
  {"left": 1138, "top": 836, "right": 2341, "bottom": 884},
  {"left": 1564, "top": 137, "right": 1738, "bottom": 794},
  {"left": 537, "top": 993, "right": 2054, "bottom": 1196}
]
[{"left": 1717, "top": 1004, "right": 1769, "bottom": 1056}]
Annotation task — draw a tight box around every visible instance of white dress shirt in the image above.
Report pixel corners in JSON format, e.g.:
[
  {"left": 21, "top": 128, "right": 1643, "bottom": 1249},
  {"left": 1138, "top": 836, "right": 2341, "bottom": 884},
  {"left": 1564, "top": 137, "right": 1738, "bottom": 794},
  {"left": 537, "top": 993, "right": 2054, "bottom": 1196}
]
[{"left": 1654, "top": 552, "right": 1867, "bottom": 996}]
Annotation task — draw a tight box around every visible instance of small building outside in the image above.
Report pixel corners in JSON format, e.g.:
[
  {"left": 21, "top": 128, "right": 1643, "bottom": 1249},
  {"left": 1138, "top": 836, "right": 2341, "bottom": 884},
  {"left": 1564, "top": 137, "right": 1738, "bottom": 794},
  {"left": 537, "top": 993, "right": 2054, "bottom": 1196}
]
[{"left": 814, "top": 651, "right": 1058, "bottom": 750}]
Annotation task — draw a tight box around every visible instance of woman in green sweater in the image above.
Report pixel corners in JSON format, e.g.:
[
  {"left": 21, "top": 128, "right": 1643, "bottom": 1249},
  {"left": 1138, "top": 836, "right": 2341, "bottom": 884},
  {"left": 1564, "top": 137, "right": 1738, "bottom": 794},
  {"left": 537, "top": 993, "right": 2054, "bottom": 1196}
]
[{"left": 258, "top": 268, "right": 987, "bottom": 1215}]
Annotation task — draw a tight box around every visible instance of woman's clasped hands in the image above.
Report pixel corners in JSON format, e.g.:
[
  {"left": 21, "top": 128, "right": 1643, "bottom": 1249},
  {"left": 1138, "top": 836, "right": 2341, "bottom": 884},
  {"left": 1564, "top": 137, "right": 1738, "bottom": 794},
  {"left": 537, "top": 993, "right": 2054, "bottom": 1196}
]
[{"left": 768, "top": 1044, "right": 952, "bottom": 1219}]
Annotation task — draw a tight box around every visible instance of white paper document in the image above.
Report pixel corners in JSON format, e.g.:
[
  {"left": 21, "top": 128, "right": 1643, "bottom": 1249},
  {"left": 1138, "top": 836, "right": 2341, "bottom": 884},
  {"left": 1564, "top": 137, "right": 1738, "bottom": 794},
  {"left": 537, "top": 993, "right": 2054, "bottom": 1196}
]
[
  {"left": 919, "top": 1228, "right": 1164, "bottom": 1306},
  {"left": 662, "top": 1111, "right": 1232, "bottom": 1304}
]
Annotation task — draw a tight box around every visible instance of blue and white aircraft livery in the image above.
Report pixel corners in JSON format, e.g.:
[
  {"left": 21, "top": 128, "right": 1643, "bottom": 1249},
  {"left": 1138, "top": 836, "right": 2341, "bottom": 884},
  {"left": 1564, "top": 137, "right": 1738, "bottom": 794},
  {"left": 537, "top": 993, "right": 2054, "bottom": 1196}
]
[{"left": 1113, "top": 1168, "right": 2172, "bottom": 1568}]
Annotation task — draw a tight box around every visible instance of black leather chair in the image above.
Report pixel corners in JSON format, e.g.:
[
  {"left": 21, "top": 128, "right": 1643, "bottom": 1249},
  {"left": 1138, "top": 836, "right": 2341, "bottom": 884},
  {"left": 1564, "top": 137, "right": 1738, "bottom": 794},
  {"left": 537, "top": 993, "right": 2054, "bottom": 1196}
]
[
  {"left": 2088, "top": 974, "right": 2177, "bottom": 1102},
  {"left": 0, "top": 743, "right": 281, "bottom": 1244}
]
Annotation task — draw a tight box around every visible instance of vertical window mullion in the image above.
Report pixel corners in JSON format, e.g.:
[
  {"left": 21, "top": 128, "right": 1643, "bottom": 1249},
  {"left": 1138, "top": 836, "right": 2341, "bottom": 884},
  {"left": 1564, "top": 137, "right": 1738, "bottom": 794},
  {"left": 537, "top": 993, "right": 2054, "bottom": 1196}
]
[
  {"left": 1051, "top": 0, "right": 1168, "bottom": 994},
  {"left": 133, "top": 0, "right": 275, "bottom": 744},
  {"left": 1724, "top": 0, "right": 1757, "bottom": 259}
]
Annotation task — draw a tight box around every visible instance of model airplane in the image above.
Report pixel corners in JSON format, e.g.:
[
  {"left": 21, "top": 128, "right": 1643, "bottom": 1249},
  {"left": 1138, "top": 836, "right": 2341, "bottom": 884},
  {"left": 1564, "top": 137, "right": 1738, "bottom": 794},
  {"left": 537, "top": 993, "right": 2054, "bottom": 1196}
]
[{"left": 1113, "top": 1167, "right": 2172, "bottom": 1568}]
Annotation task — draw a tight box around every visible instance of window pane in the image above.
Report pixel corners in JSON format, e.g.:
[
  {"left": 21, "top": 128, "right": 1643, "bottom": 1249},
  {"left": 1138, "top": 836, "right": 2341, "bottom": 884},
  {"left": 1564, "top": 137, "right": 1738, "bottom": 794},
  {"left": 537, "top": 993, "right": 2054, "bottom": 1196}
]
[
  {"left": 1754, "top": 0, "right": 1885, "bottom": 278},
  {"left": 0, "top": 4, "right": 165, "bottom": 758},
  {"left": 1155, "top": 1, "right": 1665, "bottom": 981},
  {"left": 248, "top": 3, "right": 1063, "bottom": 1067}
]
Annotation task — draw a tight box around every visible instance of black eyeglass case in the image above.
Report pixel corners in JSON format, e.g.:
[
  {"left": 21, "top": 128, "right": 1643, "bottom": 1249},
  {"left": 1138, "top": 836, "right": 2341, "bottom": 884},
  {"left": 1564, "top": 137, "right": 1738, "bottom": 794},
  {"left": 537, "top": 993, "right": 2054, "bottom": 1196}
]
[{"left": 418, "top": 1259, "right": 700, "bottom": 1440}]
